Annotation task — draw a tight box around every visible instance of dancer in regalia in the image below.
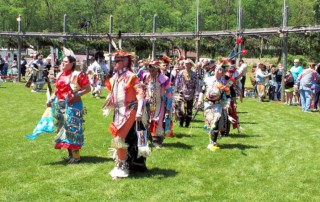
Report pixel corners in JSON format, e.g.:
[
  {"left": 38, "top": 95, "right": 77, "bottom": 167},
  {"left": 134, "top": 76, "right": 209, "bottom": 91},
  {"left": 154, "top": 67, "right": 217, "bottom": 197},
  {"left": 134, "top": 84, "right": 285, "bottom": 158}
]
[
  {"left": 197, "top": 62, "right": 231, "bottom": 151},
  {"left": 225, "top": 60, "right": 242, "bottom": 132},
  {"left": 31, "top": 54, "right": 45, "bottom": 92},
  {"left": 175, "top": 59, "right": 199, "bottom": 127},
  {"left": 47, "top": 49, "right": 91, "bottom": 163},
  {"left": 104, "top": 50, "right": 147, "bottom": 179},
  {"left": 144, "top": 61, "right": 173, "bottom": 148}
]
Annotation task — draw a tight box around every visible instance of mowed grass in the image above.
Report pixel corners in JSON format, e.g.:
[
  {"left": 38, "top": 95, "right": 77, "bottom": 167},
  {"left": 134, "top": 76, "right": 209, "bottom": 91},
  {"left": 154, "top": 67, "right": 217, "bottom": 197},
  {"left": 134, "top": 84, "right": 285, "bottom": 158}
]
[{"left": 0, "top": 82, "right": 320, "bottom": 201}]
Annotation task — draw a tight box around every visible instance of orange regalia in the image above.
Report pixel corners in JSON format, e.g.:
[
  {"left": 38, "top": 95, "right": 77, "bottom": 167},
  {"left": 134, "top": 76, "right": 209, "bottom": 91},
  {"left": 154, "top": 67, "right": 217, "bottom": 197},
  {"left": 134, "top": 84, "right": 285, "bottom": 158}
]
[
  {"left": 103, "top": 49, "right": 147, "bottom": 179},
  {"left": 105, "top": 70, "right": 145, "bottom": 138}
]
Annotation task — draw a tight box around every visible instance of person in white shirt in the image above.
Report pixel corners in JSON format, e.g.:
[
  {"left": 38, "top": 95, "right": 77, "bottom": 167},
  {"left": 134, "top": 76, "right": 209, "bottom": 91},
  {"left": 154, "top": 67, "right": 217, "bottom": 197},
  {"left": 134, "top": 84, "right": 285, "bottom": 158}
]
[
  {"left": 238, "top": 59, "right": 247, "bottom": 97},
  {"left": 255, "top": 64, "right": 271, "bottom": 102},
  {"left": 86, "top": 51, "right": 108, "bottom": 98}
]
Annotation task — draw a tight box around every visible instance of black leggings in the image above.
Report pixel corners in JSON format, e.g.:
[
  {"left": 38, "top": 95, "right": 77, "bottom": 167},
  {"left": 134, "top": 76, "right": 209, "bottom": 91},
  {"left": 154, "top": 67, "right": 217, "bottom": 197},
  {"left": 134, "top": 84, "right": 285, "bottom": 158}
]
[
  {"left": 179, "top": 99, "right": 193, "bottom": 127},
  {"left": 210, "top": 120, "right": 219, "bottom": 143},
  {"left": 125, "top": 122, "right": 147, "bottom": 171}
]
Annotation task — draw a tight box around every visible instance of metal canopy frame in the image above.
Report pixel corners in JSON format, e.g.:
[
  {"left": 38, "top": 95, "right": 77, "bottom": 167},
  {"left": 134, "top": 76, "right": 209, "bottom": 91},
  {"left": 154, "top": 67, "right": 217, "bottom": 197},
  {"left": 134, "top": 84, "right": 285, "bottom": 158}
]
[{"left": 1, "top": 25, "right": 320, "bottom": 39}]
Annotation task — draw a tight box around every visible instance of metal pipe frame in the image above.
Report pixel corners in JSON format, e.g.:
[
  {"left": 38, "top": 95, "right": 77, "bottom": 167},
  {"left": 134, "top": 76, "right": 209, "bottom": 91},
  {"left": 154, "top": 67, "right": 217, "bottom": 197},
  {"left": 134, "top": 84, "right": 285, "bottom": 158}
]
[{"left": 2, "top": 26, "right": 320, "bottom": 39}]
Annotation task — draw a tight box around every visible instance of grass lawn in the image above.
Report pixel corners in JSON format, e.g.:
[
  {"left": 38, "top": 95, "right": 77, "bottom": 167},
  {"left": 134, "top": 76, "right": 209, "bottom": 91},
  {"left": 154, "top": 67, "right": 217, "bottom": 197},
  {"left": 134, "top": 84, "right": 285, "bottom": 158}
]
[{"left": 0, "top": 82, "right": 320, "bottom": 201}]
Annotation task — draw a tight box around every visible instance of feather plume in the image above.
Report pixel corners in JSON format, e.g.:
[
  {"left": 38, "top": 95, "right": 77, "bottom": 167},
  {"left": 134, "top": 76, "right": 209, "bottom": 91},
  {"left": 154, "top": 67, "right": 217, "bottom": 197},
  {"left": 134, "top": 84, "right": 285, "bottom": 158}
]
[
  {"left": 107, "top": 33, "right": 118, "bottom": 50},
  {"left": 118, "top": 31, "right": 122, "bottom": 50},
  {"left": 63, "top": 47, "right": 75, "bottom": 58},
  {"left": 162, "top": 55, "right": 172, "bottom": 63}
]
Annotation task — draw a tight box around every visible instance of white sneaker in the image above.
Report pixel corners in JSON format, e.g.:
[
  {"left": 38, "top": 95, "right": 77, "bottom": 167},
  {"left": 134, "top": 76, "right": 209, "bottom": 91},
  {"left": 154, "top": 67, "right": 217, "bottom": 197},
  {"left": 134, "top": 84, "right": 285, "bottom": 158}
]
[{"left": 109, "top": 162, "right": 129, "bottom": 179}]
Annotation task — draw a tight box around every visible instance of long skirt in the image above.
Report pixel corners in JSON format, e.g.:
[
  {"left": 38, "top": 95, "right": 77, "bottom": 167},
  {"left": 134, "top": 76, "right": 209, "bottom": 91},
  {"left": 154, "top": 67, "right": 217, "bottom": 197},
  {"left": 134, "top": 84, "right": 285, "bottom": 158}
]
[{"left": 53, "top": 100, "right": 85, "bottom": 150}]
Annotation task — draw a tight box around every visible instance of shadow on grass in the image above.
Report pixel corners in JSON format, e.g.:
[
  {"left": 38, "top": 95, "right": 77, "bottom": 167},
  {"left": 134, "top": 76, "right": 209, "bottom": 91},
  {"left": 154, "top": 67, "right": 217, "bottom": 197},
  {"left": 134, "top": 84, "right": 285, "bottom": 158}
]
[
  {"left": 89, "top": 96, "right": 106, "bottom": 99},
  {"left": 0, "top": 86, "right": 7, "bottom": 88},
  {"left": 240, "top": 122, "right": 258, "bottom": 124},
  {"left": 237, "top": 111, "right": 248, "bottom": 114},
  {"left": 191, "top": 119, "right": 204, "bottom": 123},
  {"left": 221, "top": 143, "right": 259, "bottom": 150},
  {"left": 47, "top": 156, "right": 110, "bottom": 166},
  {"left": 174, "top": 133, "right": 193, "bottom": 138},
  {"left": 227, "top": 133, "right": 262, "bottom": 138},
  {"left": 163, "top": 142, "right": 192, "bottom": 150},
  {"left": 190, "top": 126, "right": 205, "bottom": 129},
  {"left": 131, "top": 167, "right": 178, "bottom": 179}
]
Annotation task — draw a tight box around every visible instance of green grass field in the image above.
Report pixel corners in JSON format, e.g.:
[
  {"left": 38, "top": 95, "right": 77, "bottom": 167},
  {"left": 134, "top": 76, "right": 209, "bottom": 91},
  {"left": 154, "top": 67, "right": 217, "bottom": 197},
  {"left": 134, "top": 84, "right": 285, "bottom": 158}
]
[{"left": 0, "top": 82, "right": 319, "bottom": 201}]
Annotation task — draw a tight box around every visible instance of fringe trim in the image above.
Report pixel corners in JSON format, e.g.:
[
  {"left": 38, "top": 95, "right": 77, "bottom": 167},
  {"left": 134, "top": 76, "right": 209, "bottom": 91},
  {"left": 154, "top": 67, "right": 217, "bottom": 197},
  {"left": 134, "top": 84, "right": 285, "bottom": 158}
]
[
  {"left": 111, "top": 137, "right": 129, "bottom": 149},
  {"left": 137, "top": 145, "right": 151, "bottom": 158},
  {"left": 108, "top": 148, "right": 117, "bottom": 160}
]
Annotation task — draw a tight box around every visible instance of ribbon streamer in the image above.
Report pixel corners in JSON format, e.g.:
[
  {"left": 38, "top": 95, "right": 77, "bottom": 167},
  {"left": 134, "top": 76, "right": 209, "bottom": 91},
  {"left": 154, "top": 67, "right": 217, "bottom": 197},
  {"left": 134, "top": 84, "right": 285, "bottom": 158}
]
[
  {"left": 26, "top": 107, "right": 55, "bottom": 140},
  {"left": 228, "top": 49, "right": 248, "bottom": 60}
]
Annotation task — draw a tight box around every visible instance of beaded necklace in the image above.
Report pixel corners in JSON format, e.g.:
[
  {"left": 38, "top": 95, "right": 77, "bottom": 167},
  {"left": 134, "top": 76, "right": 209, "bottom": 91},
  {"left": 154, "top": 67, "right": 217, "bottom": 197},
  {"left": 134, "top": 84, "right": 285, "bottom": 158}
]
[{"left": 117, "top": 67, "right": 127, "bottom": 75}]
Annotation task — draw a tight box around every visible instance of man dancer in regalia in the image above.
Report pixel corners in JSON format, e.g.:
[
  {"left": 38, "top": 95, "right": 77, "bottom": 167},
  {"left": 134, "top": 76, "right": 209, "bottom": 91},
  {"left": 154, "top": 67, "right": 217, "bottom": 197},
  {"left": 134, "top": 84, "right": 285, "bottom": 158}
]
[
  {"left": 197, "top": 61, "right": 231, "bottom": 151},
  {"left": 175, "top": 59, "right": 199, "bottom": 127},
  {"left": 31, "top": 54, "right": 45, "bottom": 92},
  {"left": 104, "top": 50, "right": 147, "bottom": 179}
]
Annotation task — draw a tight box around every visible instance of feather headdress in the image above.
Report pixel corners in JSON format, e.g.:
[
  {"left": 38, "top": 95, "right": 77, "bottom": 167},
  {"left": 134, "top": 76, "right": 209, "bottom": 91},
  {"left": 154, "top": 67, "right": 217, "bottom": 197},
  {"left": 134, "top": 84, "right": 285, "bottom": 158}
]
[
  {"left": 216, "top": 57, "right": 231, "bottom": 69},
  {"left": 63, "top": 47, "right": 75, "bottom": 58},
  {"left": 107, "top": 31, "right": 133, "bottom": 57},
  {"left": 162, "top": 55, "right": 172, "bottom": 64},
  {"left": 148, "top": 60, "right": 160, "bottom": 69}
]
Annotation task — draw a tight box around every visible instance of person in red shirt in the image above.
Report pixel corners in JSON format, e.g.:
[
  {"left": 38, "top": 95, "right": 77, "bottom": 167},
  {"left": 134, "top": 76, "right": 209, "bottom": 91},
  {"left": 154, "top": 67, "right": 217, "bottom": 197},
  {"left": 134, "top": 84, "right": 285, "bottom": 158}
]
[{"left": 47, "top": 55, "right": 91, "bottom": 163}]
